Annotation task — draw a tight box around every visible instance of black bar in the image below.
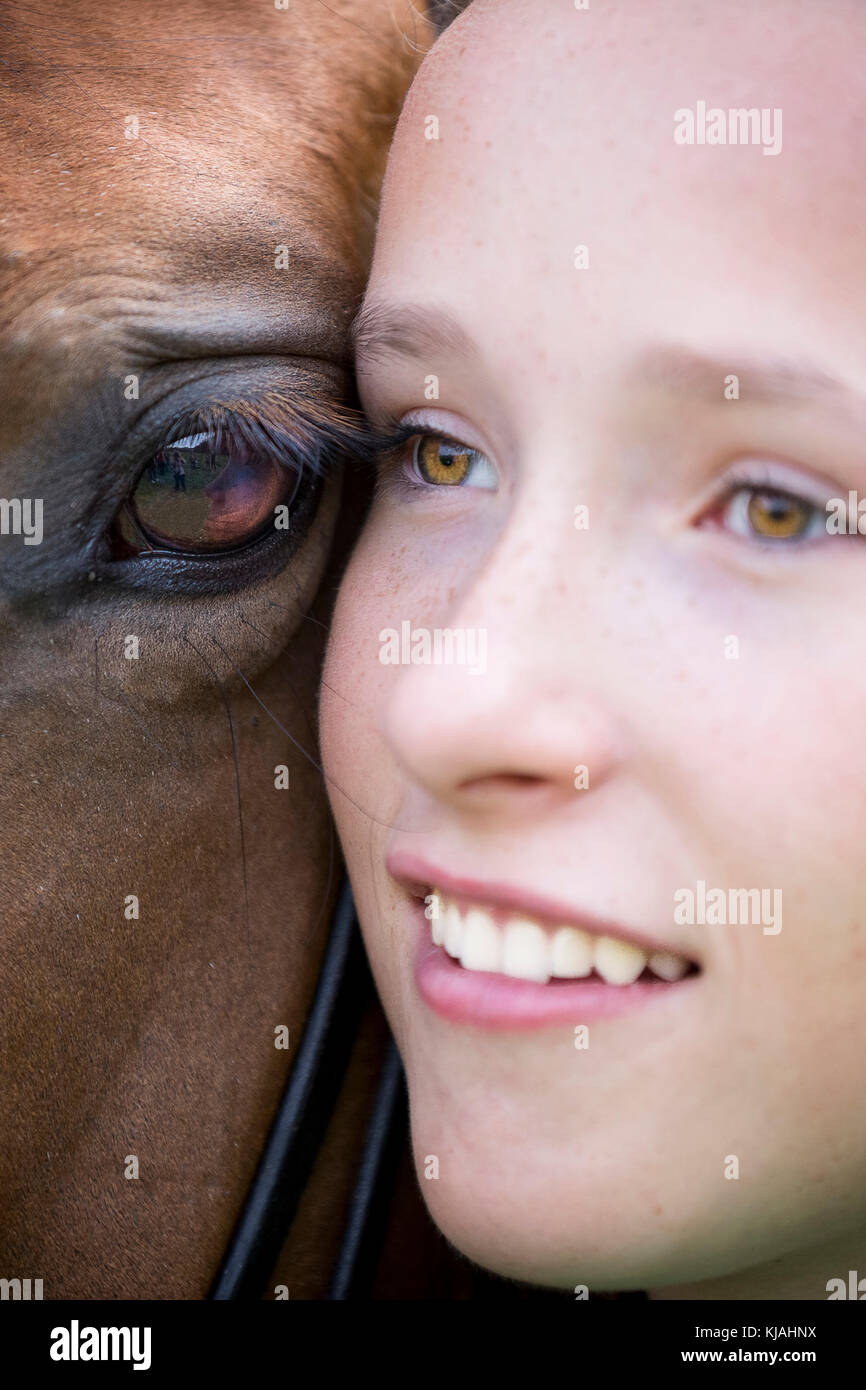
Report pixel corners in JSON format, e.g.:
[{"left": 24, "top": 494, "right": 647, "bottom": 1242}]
[
  {"left": 326, "top": 1037, "right": 407, "bottom": 1300},
  {"left": 208, "top": 878, "right": 371, "bottom": 1300}
]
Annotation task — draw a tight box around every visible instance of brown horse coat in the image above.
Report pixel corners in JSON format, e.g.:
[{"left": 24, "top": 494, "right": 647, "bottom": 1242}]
[{"left": 0, "top": 0, "right": 483, "bottom": 1299}]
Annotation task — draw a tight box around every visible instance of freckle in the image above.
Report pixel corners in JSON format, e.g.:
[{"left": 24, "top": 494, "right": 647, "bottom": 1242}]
[{"left": 653, "top": 1204, "right": 663, "bottom": 1217}]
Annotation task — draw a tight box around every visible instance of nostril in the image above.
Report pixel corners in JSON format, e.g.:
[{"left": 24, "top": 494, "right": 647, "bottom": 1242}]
[{"left": 458, "top": 773, "right": 548, "bottom": 794}]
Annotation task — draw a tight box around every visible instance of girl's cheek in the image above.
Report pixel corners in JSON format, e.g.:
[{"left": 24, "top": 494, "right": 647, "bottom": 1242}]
[{"left": 321, "top": 547, "right": 398, "bottom": 798}]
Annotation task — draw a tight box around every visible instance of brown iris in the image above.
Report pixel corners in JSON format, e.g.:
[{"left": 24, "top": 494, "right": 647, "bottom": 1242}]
[
  {"left": 746, "top": 488, "right": 813, "bottom": 540},
  {"left": 414, "top": 435, "right": 473, "bottom": 486},
  {"left": 118, "top": 433, "right": 291, "bottom": 554}
]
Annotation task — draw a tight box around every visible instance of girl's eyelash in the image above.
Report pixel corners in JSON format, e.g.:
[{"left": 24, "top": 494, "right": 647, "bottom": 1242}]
[
  {"left": 366, "top": 424, "right": 480, "bottom": 473},
  {"left": 718, "top": 480, "right": 814, "bottom": 509},
  {"left": 713, "top": 462, "right": 832, "bottom": 510},
  {"left": 368, "top": 422, "right": 432, "bottom": 458}
]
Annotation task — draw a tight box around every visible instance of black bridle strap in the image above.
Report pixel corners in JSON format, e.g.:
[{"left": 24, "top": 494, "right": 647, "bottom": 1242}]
[
  {"left": 326, "top": 1036, "right": 406, "bottom": 1300},
  {"left": 209, "top": 877, "right": 372, "bottom": 1300}
]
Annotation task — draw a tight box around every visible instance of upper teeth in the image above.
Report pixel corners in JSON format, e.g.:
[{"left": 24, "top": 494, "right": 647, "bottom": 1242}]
[{"left": 430, "top": 893, "right": 689, "bottom": 985}]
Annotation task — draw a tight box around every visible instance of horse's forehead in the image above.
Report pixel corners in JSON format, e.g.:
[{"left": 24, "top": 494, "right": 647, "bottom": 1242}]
[
  {"left": 0, "top": 0, "right": 419, "bottom": 281},
  {"left": 0, "top": 0, "right": 425, "bottom": 429}
]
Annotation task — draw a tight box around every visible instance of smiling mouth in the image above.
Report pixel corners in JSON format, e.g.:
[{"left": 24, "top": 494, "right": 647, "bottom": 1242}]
[{"left": 426, "top": 888, "right": 697, "bottom": 986}]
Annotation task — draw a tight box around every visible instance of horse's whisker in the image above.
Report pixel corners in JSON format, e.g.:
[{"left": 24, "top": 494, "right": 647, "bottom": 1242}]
[
  {"left": 204, "top": 632, "right": 410, "bottom": 835},
  {"left": 183, "top": 633, "right": 252, "bottom": 961}
]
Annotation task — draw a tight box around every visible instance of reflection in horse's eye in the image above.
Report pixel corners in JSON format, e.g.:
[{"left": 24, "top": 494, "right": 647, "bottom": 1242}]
[{"left": 119, "top": 431, "right": 293, "bottom": 555}]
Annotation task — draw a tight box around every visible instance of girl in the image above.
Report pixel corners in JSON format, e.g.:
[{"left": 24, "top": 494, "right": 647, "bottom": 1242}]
[{"left": 321, "top": 0, "right": 866, "bottom": 1298}]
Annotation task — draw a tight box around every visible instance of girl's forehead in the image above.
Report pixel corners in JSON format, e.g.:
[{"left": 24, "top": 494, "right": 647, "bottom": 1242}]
[
  {"left": 380, "top": 0, "right": 866, "bottom": 250},
  {"left": 368, "top": 0, "right": 866, "bottom": 385}
]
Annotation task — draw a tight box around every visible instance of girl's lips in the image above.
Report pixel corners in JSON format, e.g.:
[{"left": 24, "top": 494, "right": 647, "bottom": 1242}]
[
  {"left": 385, "top": 851, "right": 701, "bottom": 1031},
  {"left": 410, "top": 899, "right": 700, "bottom": 1031},
  {"left": 385, "top": 848, "right": 701, "bottom": 966}
]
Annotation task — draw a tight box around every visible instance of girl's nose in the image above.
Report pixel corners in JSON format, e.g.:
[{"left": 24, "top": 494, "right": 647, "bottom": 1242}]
[{"left": 380, "top": 524, "right": 624, "bottom": 820}]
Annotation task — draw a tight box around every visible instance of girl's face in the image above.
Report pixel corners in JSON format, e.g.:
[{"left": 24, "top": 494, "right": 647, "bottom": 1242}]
[{"left": 321, "top": 0, "right": 866, "bottom": 1296}]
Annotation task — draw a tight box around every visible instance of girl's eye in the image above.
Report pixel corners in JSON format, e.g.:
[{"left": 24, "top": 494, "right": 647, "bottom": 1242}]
[
  {"left": 718, "top": 485, "right": 826, "bottom": 543},
  {"left": 116, "top": 432, "right": 295, "bottom": 555},
  {"left": 410, "top": 433, "right": 496, "bottom": 489}
]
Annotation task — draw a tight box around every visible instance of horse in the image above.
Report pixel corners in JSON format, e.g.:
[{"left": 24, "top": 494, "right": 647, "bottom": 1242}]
[{"left": 0, "top": 0, "right": 502, "bottom": 1300}]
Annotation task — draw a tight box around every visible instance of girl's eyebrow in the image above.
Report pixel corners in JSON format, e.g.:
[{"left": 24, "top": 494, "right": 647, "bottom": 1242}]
[
  {"left": 351, "top": 299, "right": 476, "bottom": 364},
  {"left": 351, "top": 305, "right": 866, "bottom": 431},
  {"left": 632, "top": 344, "right": 866, "bottom": 422}
]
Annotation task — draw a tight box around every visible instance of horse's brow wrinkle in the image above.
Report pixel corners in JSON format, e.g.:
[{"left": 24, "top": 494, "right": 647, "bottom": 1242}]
[{"left": 0, "top": 271, "right": 170, "bottom": 356}]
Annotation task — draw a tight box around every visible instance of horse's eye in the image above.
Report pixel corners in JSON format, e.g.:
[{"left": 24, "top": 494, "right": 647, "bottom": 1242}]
[{"left": 115, "top": 432, "right": 295, "bottom": 555}]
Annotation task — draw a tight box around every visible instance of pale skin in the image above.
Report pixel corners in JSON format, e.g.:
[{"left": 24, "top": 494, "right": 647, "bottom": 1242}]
[{"left": 321, "top": 0, "right": 866, "bottom": 1298}]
